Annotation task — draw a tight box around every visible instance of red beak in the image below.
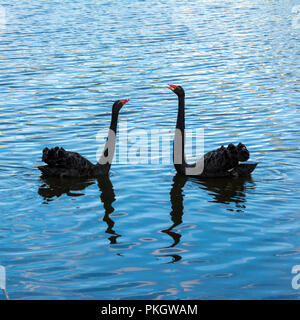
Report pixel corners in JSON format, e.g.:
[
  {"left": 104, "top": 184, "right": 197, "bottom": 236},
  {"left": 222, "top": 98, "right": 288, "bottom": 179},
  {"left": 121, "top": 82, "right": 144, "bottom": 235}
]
[
  {"left": 167, "top": 84, "right": 178, "bottom": 91},
  {"left": 120, "top": 99, "right": 130, "bottom": 105}
]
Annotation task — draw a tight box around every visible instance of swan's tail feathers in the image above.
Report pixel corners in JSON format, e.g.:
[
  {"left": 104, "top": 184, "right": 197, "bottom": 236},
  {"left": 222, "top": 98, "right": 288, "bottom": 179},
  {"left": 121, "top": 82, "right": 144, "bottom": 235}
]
[
  {"left": 41, "top": 146, "right": 94, "bottom": 170},
  {"left": 40, "top": 147, "right": 96, "bottom": 178},
  {"left": 38, "top": 165, "right": 50, "bottom": 175},
  {"left": 234, "top": 162, "right": 258, "bottom": 176},
  {"left": 42, "top": 146, "right": 68, "bottom": 167},
  {"left": 226, "top": 142, "right": 250, "bottom": 163},
  {"left": 204, "top": 143, "right": 250, "bottom": 173},
  {"left": 236, "top": 142, "right": 250, "bottom": 162},
  {"left": 38, "top": 165, "right": 59, "bottom": 177}
]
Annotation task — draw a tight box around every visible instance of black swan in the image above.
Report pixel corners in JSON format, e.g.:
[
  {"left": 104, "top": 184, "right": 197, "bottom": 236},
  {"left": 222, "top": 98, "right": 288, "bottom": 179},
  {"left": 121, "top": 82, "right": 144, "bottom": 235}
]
[
  {"left": 38, "top": 99, "right": 129, "bottom": 178},
  {"left": 167, "top": 84, "right": 257, "bottom": 178}
]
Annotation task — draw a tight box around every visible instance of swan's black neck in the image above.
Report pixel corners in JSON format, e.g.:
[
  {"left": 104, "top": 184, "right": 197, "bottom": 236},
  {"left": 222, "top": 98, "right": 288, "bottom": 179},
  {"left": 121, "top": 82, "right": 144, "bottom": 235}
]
[
  {"left": 109, "top": 109, "right": 119, "bottom": 134},
  {"left": 174, "top": 94, "right": 187, "bottom": 174},
  {"left": 96, "top": 108, "right": 120, "bottom": 175},
  {"left": 176, "top": 95, "right": 185, "bottom": 130}
]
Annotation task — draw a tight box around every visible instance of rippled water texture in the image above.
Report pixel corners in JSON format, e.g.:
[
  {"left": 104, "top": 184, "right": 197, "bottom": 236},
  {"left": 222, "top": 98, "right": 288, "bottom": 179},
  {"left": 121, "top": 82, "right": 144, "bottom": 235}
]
[{"left": 0, "top": 0, "right": 299, "bottom": 299}]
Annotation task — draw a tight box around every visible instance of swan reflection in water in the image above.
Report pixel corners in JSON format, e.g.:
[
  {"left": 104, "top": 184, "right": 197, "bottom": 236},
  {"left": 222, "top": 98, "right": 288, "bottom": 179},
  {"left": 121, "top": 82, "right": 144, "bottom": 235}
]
[
  {"left": 38, "top": 172, "right": 255, "bottom": 259},
  {"left": 161, "top": 173, "right": 255, "bottom": 263},
  {"left": 38, "top": 174, "right": 120, "bottom": 244}
]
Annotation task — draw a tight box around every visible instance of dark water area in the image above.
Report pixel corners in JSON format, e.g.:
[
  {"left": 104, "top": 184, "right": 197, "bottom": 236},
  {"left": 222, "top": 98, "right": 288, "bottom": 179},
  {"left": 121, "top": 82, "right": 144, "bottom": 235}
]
[{"left": 0, "top": 0, "right": 299, "bottom": 299}]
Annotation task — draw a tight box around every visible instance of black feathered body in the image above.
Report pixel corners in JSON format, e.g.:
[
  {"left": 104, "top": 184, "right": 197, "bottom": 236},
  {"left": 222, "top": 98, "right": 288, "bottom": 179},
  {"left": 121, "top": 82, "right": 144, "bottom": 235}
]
[
  {"left": 201, "top": 142, "right": 256, "bottom": 177},
  {"left": 183, "top": 143, "right": 257, "bottom": 178},
  {"left": 38, "top": 147, "right": 107, "bottom": 178}
]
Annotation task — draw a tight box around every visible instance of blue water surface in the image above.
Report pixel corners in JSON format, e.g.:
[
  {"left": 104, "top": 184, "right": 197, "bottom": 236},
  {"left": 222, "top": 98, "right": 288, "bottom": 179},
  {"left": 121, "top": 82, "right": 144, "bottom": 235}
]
[{"left": 0, "top": 0, "right": 299, "bottom": 299}]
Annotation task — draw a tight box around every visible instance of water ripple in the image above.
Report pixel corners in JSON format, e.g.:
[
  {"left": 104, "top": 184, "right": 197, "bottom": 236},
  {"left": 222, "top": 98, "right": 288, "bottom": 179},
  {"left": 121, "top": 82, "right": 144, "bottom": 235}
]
[{"left": 0, "top": 0, "right": 299, "bottom": 300}]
